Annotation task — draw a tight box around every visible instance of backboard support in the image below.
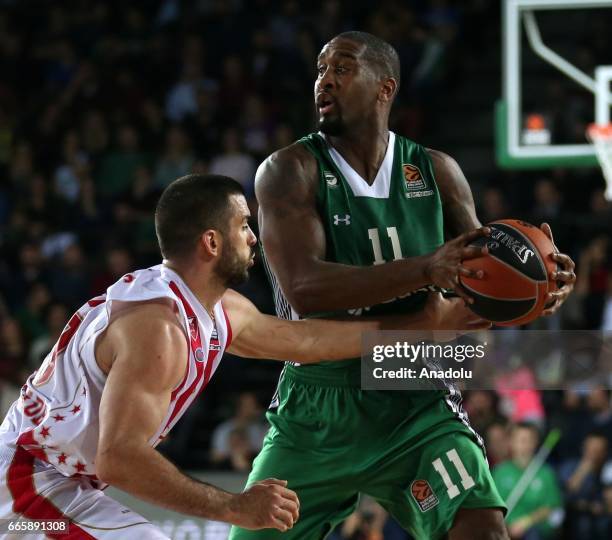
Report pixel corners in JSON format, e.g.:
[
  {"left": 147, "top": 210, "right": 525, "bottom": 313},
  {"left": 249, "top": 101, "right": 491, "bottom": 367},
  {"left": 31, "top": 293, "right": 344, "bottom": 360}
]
[{"left": 497, "top": 0, "right": 612, "bottom": 169}]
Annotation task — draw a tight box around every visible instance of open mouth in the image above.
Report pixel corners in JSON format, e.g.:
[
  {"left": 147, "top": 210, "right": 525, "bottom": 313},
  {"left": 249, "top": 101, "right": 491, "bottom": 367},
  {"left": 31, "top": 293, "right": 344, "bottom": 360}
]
[{"left": 317, "top": 94, "right": 335, "bottom": 115}]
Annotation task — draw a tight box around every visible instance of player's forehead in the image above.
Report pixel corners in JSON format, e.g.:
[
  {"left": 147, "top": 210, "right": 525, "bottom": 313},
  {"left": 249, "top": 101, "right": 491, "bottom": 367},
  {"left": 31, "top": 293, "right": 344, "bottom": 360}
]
[
  {"left": 228, "top": 193, "right": 250, "bottom": 221},
  {"left": 317, "top": 38, "right": 366, "bottom": 64}
]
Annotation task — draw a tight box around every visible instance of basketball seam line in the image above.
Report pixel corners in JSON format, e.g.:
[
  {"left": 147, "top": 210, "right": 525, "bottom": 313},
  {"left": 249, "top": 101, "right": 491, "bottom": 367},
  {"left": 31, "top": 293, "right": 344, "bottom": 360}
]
[
  {"left": 461, "top": 281, "right": 536, "bottom": 302},
  {"left": 486, "top": 251, "right": 547, "bottom": 285}
]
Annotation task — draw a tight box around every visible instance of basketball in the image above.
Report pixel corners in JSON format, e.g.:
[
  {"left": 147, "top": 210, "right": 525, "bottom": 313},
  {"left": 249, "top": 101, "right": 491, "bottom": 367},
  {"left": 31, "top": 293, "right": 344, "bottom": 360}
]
[{"left": 459, "top": 219, "right": 558, "bottom": 326}]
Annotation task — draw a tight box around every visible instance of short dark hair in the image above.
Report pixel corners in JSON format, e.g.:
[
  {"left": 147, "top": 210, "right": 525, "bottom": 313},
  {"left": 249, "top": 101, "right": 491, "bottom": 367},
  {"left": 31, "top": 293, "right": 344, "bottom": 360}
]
[
  {"left": 335, "top": 31, "right": 401, "bottom": 89},
  {"left": 155, "top": 174, "right": 245, "bottom": 260}
]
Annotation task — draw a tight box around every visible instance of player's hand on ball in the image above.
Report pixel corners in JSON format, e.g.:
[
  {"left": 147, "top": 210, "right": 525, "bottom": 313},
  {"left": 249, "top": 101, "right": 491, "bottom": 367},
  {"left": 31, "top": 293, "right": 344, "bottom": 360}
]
[
  {"left": 540, "top": 222, "right": 576, "bottom": 316},
  {"left": 424, "top": 227, "right": 490, "bottom": 305},
  {"left": 424, "top": 293, "right": 491, "bottom": 333},
  {"left": 230, "top": 478, "right": 299, "bottom": 531}
]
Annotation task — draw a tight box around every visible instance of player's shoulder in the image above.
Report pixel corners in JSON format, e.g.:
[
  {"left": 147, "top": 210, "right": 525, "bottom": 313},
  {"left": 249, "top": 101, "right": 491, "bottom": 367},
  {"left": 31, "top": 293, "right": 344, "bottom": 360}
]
[
  {"left": 97, "top": 300, "right": 186, "bottom": 375},
  {"left": 424, "top": 147, "right": 458, "bottom": 169},
  {"left": 107, "top": 300, "right": 185, "bottom": 347},
  {"left": 259, "top": 140, "right": 317, "bottom": 178},
  {"left": 255, "top": 140, "right": 318, "bottom": 201}
]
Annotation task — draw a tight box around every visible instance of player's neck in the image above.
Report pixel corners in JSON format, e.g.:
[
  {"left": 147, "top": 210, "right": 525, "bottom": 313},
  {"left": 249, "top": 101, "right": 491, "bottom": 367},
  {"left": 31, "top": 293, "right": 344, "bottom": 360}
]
[
  {"left": 328, "top": 126, "right": 390, "bottom": 184},
  {"left": 164, "top": 261, "right": 224, "bottom": 315}
]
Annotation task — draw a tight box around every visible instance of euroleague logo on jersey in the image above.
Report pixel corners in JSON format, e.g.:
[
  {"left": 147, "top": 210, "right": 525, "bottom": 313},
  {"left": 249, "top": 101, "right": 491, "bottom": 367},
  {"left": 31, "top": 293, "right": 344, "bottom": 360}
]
[
  {"left": 402, "top": 163, "right": 433, "bottom": 199},
  {"left": 410, "top": 479, "right": 439, "bottom": 512},
  {"left": 403, "top": 164, "right": 425, "bottom": 188}
]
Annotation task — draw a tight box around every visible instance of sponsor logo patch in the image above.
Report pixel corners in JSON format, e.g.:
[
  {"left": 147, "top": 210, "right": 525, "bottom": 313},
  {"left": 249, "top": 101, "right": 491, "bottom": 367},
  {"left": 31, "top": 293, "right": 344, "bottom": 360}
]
[
  {"left": 402, "top": 163, "right": 433, "bottom": 198},
  {"left": 410, "top": 480, "right": 439, "bottom": 512},
  {"left": 402, "top": 163, "right": 426, "bottom": 190}
]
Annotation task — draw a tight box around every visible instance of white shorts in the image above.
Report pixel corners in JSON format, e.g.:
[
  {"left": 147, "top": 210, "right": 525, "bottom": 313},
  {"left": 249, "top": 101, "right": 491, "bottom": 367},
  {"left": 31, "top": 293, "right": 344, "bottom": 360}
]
[{"left": 0, "top": 446, "right": 169, "bottom": 539}]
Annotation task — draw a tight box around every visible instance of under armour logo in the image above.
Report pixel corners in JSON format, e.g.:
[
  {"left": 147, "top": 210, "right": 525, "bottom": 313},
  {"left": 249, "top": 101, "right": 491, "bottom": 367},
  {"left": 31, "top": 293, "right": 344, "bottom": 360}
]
[{"left": 333, "top": 214, "right": 351, "bottom": 225}]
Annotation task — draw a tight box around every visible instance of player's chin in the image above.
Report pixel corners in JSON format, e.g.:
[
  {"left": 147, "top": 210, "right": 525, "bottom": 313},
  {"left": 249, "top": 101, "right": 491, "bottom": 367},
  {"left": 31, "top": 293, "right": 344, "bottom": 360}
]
[{"left": 318, "top": 116, "right": 345, "bottom": 136}]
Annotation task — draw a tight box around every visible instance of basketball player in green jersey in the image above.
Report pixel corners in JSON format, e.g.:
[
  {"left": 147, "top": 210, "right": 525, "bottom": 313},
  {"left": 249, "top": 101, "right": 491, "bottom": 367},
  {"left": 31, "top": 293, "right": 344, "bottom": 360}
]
[{"left": 229, "top": 32, "right": 576, "bottom": 540}]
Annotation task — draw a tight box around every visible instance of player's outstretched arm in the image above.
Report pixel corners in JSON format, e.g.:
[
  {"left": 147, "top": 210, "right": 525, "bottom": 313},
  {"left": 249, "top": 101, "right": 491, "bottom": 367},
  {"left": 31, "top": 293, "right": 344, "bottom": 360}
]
[
  {"left": 429, "top": 149, "right": 576, "bottom": 314},
  {"left": 256, "top": 145, "right": 488, "bottom": 315},
  {"left": 95, "top": 303, "right": 299, "bottom": 531},
  {"left": 223, "top": 289, "right": 490, "bottom": 363}
]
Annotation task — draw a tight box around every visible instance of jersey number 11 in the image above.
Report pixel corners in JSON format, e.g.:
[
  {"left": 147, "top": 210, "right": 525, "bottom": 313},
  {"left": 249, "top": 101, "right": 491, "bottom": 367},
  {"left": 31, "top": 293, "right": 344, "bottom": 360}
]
[{"left": 367, "top": 227, "right": 403, "bottom": 265}]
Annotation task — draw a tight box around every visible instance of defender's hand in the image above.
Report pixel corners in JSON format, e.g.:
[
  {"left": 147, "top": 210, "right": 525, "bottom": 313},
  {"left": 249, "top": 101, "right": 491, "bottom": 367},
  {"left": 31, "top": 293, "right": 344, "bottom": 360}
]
[
  {"left": 229, "top": 478, "right": 299, "bottom": 531},
  {"left": 424, "top": 293, "right": 491, "bottom": 332},
  {"left": 424, "top": 227, "right": 490, "bottom": 305},
  {"left": 540, "top": 223, "right": 576, "bottom": 316}
]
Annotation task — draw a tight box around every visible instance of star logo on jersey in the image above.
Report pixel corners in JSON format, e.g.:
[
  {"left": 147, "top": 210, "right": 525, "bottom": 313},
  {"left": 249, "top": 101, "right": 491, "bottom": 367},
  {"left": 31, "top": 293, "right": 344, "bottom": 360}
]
[
  {"left": 410, "top": 480, "right": 439, "bottom": 512},
  {"left": 402, "top": 163, "right": 433, "bottom": 199},
  {"left": 333, "top": 214, "right": 351, "bottom": 226},
  {"left": 324, "top": 171, "right": 339, "bottom": 187}
]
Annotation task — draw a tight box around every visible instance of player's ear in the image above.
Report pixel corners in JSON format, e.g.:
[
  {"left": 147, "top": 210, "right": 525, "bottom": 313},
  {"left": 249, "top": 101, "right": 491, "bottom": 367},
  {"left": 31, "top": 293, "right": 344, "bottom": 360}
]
[
  {"left": 379, "top": 77, "right": 397, "bottom": 104},
  {"left": 200, "top": 229, "right": 221, "bottom": 258}
]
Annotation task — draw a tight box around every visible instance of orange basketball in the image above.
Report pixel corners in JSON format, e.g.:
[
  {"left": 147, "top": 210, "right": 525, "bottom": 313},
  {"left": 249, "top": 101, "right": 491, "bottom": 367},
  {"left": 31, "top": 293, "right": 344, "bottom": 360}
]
[{"left": 459, "top": 219, "right": 558, "bottom": 326}]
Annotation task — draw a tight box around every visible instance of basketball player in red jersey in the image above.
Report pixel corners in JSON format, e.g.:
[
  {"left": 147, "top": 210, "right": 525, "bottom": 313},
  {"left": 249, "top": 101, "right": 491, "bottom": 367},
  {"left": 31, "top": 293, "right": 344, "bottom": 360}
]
[{"left": 0, "top": 174, "right": 488, "bottom": 539}]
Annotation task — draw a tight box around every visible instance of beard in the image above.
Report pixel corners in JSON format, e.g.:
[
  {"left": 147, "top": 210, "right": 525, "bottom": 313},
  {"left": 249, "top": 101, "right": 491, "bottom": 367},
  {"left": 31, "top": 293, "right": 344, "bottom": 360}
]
[
  {"left": 215, "top": 243, "right": 253, "bottom": 288},
  {"left": 317, "top": 112, "right": 346, "bottom": 136}
]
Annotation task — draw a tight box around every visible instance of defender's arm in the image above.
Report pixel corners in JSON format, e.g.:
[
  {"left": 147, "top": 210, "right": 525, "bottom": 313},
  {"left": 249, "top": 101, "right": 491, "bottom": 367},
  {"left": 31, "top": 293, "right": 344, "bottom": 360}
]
[{"left": 223, "top": 289, "right": 490, "bottom": 362}]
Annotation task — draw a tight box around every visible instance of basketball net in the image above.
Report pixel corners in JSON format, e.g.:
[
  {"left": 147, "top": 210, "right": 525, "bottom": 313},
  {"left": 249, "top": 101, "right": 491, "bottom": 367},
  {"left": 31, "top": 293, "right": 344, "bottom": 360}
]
[{"left": 586, "top": 123, "right": 612, "bottom": 201}]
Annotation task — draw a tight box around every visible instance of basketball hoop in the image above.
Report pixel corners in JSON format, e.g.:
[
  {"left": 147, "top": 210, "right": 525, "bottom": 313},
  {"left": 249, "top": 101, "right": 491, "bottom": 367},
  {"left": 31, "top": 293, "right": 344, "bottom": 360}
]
[{"left": 586, "top": 123, "right": 612, "bottom": 201}]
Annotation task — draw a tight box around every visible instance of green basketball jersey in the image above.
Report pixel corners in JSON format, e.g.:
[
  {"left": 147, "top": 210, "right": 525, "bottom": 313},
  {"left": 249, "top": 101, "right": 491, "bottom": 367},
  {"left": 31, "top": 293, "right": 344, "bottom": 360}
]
[
  {"left": 261, "top": 131, "right": 444, "bottom": 372},
  {"left": 298, "top": 130, "right": 444, "bottom": 318}
]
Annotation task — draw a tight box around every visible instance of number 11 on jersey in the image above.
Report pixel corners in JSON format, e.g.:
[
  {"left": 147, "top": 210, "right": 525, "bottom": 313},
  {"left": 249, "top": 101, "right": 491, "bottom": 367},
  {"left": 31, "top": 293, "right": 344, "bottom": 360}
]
[
  {"left": 432, "top": 448, "right": 476, "bottom": 499},
  {"left": 367, "top": 226, "right": 403, "bottom": 265}
]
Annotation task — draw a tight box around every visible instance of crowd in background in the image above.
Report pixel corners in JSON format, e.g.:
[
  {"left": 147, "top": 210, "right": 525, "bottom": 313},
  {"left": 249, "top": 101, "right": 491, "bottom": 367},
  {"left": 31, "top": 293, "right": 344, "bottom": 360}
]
[{"left": 0, "top": 1, "right": 611, "bottom": 539}]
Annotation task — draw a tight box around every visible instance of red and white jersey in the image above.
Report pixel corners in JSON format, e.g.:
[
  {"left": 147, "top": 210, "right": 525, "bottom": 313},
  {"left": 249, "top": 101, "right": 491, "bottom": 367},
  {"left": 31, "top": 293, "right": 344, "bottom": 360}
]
[{"left": 0, "top": 265, "right": 232, "bottom": 482}]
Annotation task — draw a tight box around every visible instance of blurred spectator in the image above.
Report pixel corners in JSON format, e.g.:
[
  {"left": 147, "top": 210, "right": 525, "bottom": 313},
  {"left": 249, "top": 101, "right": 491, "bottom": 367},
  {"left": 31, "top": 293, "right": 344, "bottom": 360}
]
[
  {"left": 560, "top": 432, "right": 610, "bottom": 539},
  {"left": 210, "top": 392, "right": 267, "bottom": 470},
  {"left": 165, "top": 58, "right": 218, "bottom": 123},
  {"left": 90, "top": 248, "right": 134, "bottom": 296},
  {"left": 585, "top": 387, "right": 612, "bottom": 446},
  {"left": 209, "top": 128, "right": 257, "bottom": 192},
  {"left": 480, "top": 187, "right": 509, "bottom": 223},
  {"left": 575, "top": 236, "right": 609, "bottom": 329},
  {"left": 550, "top": 390, "right": 591, "bottom": 462},
  {"left": 0, "top": 318, "right": 28, "bottom": 418},
  {"left": 493, "top": 423, "right": 563, "bottom": 539},
  {"left": 531, "top": 179, "right": 562, "bottom": 222},
  {"left": 96, "top": 125, "right": 149, "bottom": 199},
  {"left": 496, "top": 368, "right": 546, "bottom": 429},
  {"left": 463, "top": 390, "right": 503, "bottom": 435},
  {"left": 48, "top": 243, "right": 90, "bottom": 310},
  {"left": 241, "top": 94, "right": 273, "bottom": 157},
  {"left": 15, "top": 283, "right": 51, "bottom": 343},
  {"left": 28, "top": 303, "right": 69, "bottom": 370},
  {"left": 486, "top": 419, "right": 511, "bottom": 467},
  {"left": 54, "top": 130, "right": 89, "bottom": 204},
  {"left": 154, "top": 126, "right": 195, "bottom": 188}
]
